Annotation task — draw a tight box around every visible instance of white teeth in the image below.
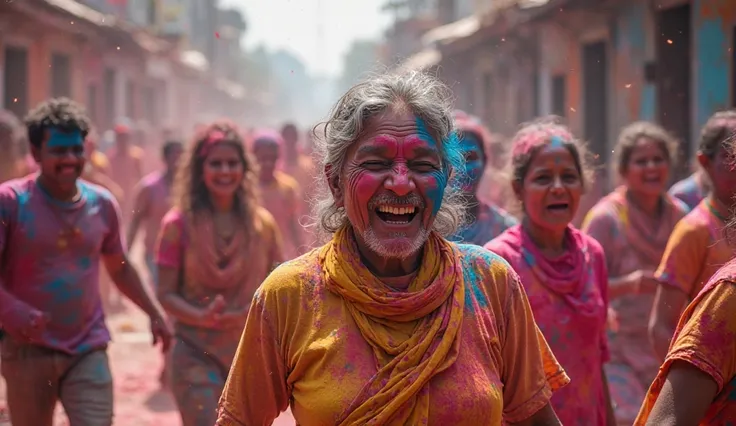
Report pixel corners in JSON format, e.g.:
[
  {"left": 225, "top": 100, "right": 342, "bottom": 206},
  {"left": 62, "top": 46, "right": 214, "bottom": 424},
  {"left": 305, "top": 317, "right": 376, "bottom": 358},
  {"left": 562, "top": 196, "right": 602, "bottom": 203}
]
[{"left": 377, "top": 205, "right": 416, "bottom": 215}]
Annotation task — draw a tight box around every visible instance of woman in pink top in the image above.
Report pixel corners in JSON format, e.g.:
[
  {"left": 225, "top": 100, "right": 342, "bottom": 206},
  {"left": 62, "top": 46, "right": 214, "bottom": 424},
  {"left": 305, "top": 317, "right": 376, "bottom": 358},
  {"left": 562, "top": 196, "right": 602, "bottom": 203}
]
[
  {"left": 582, "top": 121, "right": 688, "bottom": 424},
  {"left": 484, "top": 116, "right": 615, "bottom": 425}
]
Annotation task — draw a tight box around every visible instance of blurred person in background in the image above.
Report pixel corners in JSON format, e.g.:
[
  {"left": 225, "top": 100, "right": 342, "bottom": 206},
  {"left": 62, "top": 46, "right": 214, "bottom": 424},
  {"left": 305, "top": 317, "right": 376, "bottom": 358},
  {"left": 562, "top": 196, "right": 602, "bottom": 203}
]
[
  {"left": 156, "top": 122, "right": 282, "bottom": 426},
  {"left": 281, "top": 122, "right": 316, "bottom": 239},
  {"left": 108, "top": 118, "right": 144, "bottom": 225},
  {"left": 252, "top": 130, "right": 305, "bottom": 259},
  {"left": 217, "top": 71, "right": 567, "bottom": 426},
  {"left": 668, "top": 158, "right": 710, "bottom": 212},
  {"left": 634, "top": 134, "right": 736, "bottom": 423},
  {"left": 582, "top": 121, "right": 688, "bottom": 424},
  {"left": 0, "top": 97, "right": 171, "bottom": 426},
  {"left": 0, "top": 109, "right": 27, "bottom": 183},
  {"left": 449, "top": 110, "right": 516, "bottom": 245},
  {"left": 649, "top": 110, "right": 736, "bottom": 361},
  {"left": 485, "top": 117, "right": 615, "bottom": 425}
]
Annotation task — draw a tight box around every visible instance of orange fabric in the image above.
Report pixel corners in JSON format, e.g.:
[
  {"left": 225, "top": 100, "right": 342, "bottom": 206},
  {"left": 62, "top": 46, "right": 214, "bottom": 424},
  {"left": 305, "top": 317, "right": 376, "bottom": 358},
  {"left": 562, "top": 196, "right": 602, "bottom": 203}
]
[
  {"left": 655, "top": 198, "right": 734, "bottom": 300},
  {"left": 216, "top": 236, "right": 568, "bottom": 426},
  {"left": 636, "top": 262, "right": 736, "bottom": 425}
]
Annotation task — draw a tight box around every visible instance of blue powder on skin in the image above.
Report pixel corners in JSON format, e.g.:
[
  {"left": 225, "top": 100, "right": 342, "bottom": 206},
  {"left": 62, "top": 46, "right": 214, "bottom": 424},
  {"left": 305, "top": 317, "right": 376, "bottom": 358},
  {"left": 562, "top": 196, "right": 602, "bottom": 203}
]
[{"left": 47, "top": 128, "right": 84, "bottom": 148}]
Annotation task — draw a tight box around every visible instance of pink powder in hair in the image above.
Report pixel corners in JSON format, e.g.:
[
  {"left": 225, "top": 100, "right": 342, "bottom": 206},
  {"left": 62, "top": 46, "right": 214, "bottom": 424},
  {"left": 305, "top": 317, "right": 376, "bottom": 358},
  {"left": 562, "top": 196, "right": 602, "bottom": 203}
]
[{"left": 511, "top": 126, "right": 574, "bottom": 159}]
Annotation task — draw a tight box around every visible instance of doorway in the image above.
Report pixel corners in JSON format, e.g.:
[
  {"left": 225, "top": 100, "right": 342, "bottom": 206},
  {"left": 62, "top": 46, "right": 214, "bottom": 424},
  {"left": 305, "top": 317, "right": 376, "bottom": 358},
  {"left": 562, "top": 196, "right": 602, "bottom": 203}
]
[{"left": 582, "top": 40, "right": 608, "bottom": 165}]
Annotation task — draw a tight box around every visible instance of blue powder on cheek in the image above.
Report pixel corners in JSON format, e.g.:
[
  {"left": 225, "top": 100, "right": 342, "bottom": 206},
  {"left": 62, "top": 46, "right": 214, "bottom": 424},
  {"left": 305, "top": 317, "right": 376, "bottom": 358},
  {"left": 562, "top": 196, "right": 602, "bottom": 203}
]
[{"left": 415, "top": 117, "right": 466, "bottom": 215}]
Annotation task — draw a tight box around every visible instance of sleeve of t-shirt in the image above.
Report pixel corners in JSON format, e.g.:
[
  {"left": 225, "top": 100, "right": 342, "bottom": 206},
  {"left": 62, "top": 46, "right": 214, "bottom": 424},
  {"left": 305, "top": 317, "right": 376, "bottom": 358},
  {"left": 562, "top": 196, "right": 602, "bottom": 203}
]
[
  {"left": 156, "top": 210, "right": 185, "bottom": 269},
  {"left": 100, "top": 191, "right": 126, "bottom": 255},
  {"left": 655, "top": 218, "right": 707, "bottom": 298},
  {"left": 665, "top": 281, "right": 736, "bottom": 393},
  {"left": 501, "top": 270, "right": 570, "bottom": 423},
  {"left": 0, "top": 185, "right": 36, "bottom": 330},
  {"left": 217, "top": 274, "right": 290, "bottom": 426}
]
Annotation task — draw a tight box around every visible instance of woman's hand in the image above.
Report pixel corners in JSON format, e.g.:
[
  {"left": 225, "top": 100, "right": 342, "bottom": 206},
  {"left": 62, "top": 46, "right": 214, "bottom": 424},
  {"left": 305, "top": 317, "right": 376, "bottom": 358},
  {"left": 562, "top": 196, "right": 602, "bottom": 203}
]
[
  {"left": 199, "top": 294, "right": 227, "bottom": 328},
  {"left": 634, "top": 270, "right": 658, "bottom": 295}
]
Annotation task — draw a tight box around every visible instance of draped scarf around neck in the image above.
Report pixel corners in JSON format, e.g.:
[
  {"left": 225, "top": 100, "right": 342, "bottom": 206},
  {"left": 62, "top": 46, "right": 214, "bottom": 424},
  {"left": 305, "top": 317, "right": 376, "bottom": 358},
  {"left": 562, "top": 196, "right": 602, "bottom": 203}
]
[
  {"left": 186, "top": 212, "right": 255, "bottom": 289},
  {"left": 319, "top": 226, "right": 465, "bottom": 425},
  {"left": 608, "top": 186, "right": 682, "bottom": 266},
  {"left": 516, "top": 225, "right": 599, "bottom": 317}
]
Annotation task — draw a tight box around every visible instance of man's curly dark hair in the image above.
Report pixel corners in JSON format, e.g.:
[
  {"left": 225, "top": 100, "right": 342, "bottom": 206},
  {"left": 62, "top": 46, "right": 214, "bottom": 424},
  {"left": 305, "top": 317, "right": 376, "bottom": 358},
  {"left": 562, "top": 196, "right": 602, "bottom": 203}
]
[{"left": 24, "top": 97, "right": 91, "bottom": 149}]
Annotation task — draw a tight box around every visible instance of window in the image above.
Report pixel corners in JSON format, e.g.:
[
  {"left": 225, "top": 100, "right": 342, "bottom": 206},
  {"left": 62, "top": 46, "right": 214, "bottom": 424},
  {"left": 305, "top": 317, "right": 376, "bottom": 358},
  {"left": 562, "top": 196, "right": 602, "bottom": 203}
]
[
  {"left": 87, "top": 84, "right": 98, "bottom": 126},
  {"left": 3, "top": 46, "right": 28, "bottom": 117},
  {"left": 551, "top": 75, "right": 566, "bottom": 118},
  {"left": 51, "top": 53, "right": 71, "bottom": 98}
]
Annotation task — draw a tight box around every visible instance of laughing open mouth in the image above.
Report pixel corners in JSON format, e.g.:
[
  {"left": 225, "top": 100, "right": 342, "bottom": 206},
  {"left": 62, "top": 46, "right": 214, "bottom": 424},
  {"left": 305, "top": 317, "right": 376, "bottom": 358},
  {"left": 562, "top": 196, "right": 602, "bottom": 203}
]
[
  {"left": 547, "top": 203, "right": 569, "bottom": 211},
  {"left": 375, "top": 205, "right": 418, "bottom": 224}
]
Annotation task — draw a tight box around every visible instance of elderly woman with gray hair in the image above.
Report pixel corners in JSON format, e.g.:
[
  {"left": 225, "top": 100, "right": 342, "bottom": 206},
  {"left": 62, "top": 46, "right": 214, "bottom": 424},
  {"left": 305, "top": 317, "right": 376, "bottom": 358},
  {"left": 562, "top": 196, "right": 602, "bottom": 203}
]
[{"left": 216, "top": 72, "right": 568, "bottom": 426}]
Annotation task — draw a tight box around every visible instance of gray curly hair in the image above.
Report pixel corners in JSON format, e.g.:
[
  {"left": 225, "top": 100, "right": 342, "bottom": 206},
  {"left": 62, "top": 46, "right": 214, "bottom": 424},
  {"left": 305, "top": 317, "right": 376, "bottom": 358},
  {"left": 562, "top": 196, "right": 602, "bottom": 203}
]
[{"left": 310, "top": 71, "right": 468, "bottom": 239}]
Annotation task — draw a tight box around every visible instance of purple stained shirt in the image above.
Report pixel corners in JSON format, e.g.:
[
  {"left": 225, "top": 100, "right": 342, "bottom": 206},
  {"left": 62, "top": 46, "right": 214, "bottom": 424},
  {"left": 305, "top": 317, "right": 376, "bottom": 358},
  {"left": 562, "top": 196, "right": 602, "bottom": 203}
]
[{"left": 0, "top": 175, "right": 124, "bottom": 354}]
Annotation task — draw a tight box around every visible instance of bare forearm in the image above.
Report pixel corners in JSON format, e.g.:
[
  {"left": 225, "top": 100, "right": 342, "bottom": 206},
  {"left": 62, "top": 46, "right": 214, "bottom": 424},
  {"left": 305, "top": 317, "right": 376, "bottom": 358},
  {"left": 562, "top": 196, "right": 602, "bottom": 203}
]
[
  {"left": 125, "top": 216, "right": 142, "bottom": 251},
  {"left": 511, "top": 403, "right": 561, "bottom": 426},
  {"left": 111, "top": 263, "right": 162, "bottom": 318},
  {"left": 0, "top": 281, "right": 35, "bottom": 328},
  {"left": 608, "top": 273, "right": 638, "bottom": 299},
  {"left": 158, "top": 294, "right": 208, "bottom": 327},
  {"left": 650, "top": 323, "right": 675, "bottom": 361}
]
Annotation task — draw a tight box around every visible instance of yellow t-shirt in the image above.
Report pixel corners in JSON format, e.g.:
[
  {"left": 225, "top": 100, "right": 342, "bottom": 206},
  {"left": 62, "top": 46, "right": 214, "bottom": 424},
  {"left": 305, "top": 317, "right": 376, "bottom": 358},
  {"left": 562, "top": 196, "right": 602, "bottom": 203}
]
[{"left": 217, "top": 244, "right": 569, "bottom": 425}]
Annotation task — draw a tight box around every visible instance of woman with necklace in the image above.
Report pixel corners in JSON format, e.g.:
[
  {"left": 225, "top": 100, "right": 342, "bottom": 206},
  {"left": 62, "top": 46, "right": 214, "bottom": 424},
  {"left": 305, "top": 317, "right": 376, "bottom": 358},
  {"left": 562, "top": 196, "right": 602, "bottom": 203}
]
[
  {"left": 155, "top": 121, "right": 283, "bottom": 426},
  {"left": 582, "top": 121, "right": 688, "bottom": 425},
  {"left": 649, "top": 110, "right": 736, "bottom": 361},
  {"left": 484, "top": 116, "right": 615, "bottom": 425}
]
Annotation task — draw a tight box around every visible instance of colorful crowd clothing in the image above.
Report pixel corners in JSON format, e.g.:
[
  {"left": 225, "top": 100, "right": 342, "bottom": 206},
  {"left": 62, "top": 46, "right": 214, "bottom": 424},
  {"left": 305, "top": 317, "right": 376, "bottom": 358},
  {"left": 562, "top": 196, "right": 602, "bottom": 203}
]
[
  {"left": 156, "top": 207, "right": 283, "bottom": 425},
  {"left": 582, "top": 186, "right": 687, "bottom": 423},
  {"left": 655, "top": 198, "right": 734, "bottom": 300},
  {"left": 669, "top": 172, "right": 708, "bottom": 212},
  {"left": 217, "top": 226, "right": 569, "bottom": 426},
  {"left": 635, "top": 259, "right": 736, "bottom": 425},
  {"left": 259, "top": 170, "right": 303, "bottom": 259},
  {"left": 485, "top": 225, "right": 610, "bottom": 425},
  {"left": 450, "top": 202, "right": 517, "bottom": 246},
  {"left": 0, "top": 175, "right": 124, "bottom": 354}
]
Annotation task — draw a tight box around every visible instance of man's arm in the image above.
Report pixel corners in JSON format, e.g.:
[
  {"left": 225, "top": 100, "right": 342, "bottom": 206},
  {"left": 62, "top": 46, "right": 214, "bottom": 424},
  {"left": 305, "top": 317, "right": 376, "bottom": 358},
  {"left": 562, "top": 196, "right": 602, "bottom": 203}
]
[{"left": 103, "top": 253, "right": 163, "bottom": 319}]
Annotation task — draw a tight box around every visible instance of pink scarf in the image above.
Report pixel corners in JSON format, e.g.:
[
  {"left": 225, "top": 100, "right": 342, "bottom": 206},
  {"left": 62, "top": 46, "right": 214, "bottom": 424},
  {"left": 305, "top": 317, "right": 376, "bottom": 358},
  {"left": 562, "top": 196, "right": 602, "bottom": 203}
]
[
  {"left": 607, "top": 186, "right": 682, "bottom": 266},
  {"left": 516, "top": 225, "right": 600, "bottom": 317}
]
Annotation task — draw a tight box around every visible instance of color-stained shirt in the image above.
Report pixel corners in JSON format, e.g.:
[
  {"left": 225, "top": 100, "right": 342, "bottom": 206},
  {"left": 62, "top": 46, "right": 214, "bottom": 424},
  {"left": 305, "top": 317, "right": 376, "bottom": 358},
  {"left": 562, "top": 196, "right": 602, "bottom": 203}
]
[
  {"left": 656, "top": 199, "right": 734, "bottom": 300},
  {"left": 259, "top": 171, "right": 302, "bottom": 260},
  {"left": 669, "top": 173, "right": 707, "bottom": 212},
  {"left": 450, "top": 202, "right": 517, "bottom": 246},
  {"left": 635, "top": 261, "right": 736, "bottom": 425},
  {"left": 0, "top": 175, "right": 123, "bottom": 354},
  {"left": 156, "top": 207, "right": 282, "bottom": 368},
  {"left": 217, "top": 244, "right": 570, "bottom": 426},
  {"left": 486, "top": 226, "right": 610, "bottom": 425},
  {"left": 133, "top": 171, "right": 174, "bottom": 256}
]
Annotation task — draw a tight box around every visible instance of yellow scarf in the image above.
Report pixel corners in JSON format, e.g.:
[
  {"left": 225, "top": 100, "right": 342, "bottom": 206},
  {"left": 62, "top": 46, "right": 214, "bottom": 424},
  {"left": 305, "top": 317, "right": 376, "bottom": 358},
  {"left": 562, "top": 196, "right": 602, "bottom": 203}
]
[{"left": 319, "top": 226, "right": 465, "bottom": 425}]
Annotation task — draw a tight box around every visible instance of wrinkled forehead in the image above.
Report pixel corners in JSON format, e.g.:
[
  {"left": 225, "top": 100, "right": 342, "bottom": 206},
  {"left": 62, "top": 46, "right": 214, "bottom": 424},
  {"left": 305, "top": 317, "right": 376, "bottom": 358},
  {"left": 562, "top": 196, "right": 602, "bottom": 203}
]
[{"left": 351, "top": 109, "right": 441, "bottom": 152}]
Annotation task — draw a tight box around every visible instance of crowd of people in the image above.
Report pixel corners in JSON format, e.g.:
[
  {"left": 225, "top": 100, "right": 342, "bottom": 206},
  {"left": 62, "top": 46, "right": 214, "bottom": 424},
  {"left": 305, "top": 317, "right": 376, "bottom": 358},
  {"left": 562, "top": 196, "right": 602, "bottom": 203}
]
[{"left": 0, "top": 70, "right": 734, "bottom": 426}]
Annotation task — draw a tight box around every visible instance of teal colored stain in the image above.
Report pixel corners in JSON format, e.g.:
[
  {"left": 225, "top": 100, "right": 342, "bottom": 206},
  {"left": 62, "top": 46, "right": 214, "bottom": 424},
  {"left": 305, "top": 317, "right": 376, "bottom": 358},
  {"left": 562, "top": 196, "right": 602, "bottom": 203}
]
[
  {"left": 695, "top": 12, "right": 729, "bottom": 132},
  {"left": 77, "top": 256, "right": 92, "bottom": 271},
  {"left": 47, "top": 128, "right": 83, "bottom": 148}
]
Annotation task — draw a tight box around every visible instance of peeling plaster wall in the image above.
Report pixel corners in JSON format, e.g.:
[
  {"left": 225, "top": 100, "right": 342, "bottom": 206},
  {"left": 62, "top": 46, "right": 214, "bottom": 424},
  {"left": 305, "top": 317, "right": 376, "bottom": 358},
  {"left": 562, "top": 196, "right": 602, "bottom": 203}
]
[
  {"left": 612, "top": 2, "right": 656, "bottom": 128},
  {"left": 693, "top": 0, "right": 735, "bottom": 147}
]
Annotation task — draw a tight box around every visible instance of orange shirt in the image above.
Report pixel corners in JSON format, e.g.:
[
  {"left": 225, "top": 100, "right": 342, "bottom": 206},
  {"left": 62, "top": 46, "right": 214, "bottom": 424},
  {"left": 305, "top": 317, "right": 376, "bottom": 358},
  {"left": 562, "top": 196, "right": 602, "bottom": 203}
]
[
  {"left": 217, "top": 244, "right": 569, "bottom": 425},
  {"left": 636, "top": 262, "right": 736, "bottom": 424}
]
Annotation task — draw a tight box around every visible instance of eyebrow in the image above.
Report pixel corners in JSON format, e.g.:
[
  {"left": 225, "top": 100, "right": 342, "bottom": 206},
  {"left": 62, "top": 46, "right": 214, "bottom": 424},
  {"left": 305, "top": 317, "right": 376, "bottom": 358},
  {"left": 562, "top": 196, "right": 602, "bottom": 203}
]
[
  {"left": 356, "top": 145, "right": 388, "bottom": 156},
  {"left": 411, "top": 146, "right": 441, "bottom": 159}
]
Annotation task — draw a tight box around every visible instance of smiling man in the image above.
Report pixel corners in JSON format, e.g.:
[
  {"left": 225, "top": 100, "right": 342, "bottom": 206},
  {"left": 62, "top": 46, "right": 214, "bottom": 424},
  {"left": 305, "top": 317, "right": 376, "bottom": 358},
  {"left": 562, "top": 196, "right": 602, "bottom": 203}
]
[
  {"left": 0, "top": 98, "right": 171, "bottom": 426},
  {"left": 218, "top": 72, "right": 569, "bottom": 426}
]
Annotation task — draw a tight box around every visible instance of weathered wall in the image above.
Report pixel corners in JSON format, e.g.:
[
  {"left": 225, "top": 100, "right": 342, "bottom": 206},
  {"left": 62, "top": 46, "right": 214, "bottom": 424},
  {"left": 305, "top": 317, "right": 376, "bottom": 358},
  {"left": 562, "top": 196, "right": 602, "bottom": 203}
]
[
  {"left": 612, "top": 1, "right": 656, "bottom": 127},
  {"left": 692, "top": 0, "right": 736, "bottom": 146}
]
